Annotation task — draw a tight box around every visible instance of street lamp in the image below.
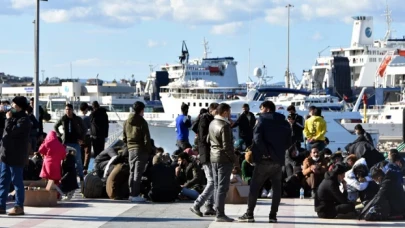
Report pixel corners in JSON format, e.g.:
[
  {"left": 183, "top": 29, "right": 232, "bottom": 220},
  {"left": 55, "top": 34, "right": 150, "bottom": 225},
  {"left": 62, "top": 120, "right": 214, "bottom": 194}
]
[
  {"left": 34, "top": 0, "right": 48, "bottom": 119},
  {"left": 285, "top": 4, "right": 294, "bottom": 89}
]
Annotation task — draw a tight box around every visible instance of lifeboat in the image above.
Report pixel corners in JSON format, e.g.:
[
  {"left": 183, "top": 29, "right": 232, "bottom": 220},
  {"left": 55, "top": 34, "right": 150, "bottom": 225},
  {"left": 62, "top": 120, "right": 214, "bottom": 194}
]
[
  {"left": 208, "top": 66, "right": 220, "bottom": 73},
  {"left": 378, "top": 56, "right": 392, "bottom": 77},
  {"left": 399, "top": 50, "right": 405, "bottom": 57}
]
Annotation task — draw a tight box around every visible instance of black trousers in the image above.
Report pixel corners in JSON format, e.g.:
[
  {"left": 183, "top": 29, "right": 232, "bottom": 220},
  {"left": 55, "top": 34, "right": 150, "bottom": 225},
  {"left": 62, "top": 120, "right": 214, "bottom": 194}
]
[
  {"left": 91, "top": 137, "right": 105, "bottom": 158},
  {"left": 247, "top": 160, "right": 282, "bottom": 216},
  {"left": 317, "top": 204, "right": 355, "bottom": 219}
]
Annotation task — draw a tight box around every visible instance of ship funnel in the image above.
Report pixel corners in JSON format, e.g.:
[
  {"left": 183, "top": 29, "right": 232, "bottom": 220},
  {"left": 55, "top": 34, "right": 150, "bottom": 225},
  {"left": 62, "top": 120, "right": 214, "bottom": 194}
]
[{"left": 351, "top": 16, "right": 374, "bottom": 47}]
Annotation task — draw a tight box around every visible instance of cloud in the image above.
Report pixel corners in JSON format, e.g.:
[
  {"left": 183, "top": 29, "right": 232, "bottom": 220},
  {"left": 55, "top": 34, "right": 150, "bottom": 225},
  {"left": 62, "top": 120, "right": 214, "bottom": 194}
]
[
  {"left": 147, "top": 40, "right": 167, "bottom": 48},
  {"left": 312, "top": 31, "right": 323, "bottom": 41},
  {"left": 210, "top": 22, "right": 244, "bottom": 35},
  {"left": 54, "top": 58, "right": 149, "bottom": 68},
  {"left": 3, "top": 0, "right": 405, "bottom": 28}
]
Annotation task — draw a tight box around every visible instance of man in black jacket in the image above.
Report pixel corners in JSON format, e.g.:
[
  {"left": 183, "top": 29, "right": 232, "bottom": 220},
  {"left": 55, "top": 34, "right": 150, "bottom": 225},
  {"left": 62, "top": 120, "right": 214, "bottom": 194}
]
[
  {"left": 231, "top": 103, "right": 256, "bottom": 148},
  {"left": 54, "top": 104, "right": 86, "bottom": 180},
  {"left": 238, "top": 101, "right": 291, "bottom": 223},
  {"left": 0, "top": 96, "right": 31, "bottom": 216},
  {"left": 90, "top": 101, "right": 109, "bottom": 158},
  {"left": 190, "top": 103, "right": 218, "bottom": 217},
  {"left": 287, "top": 105, "right": 304, "bottom": 149}
]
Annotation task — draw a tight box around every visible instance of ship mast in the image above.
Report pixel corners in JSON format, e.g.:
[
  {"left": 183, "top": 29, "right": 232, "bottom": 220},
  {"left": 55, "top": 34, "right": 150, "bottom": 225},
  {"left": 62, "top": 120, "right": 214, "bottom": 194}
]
[
  {"left": 202, "top": 37, "right": 211, "bottom": 59},
  {"left": 383, "top": 0, "right": 393, "bottom": 42}
]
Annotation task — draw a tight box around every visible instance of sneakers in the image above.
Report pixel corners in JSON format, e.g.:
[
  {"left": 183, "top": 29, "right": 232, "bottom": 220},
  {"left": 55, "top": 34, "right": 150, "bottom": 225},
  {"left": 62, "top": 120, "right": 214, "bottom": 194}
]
[
  {"left": 129, "top": 196, "right": 146, "bottom": 203},
  {"left": 267, "top": 190, "right": 273, "bottom": 199},
  {"left": 269, "top": 214, "right": 277, "bottom": 223},
  {"left": 261, "top": 189, "right": 268, "bottom": 198},
  {"left": 238, "top": 213, "right": 255, "bottom": 223},
  {"left": 8, "top": 206, "right": 24, "bottom": 216},
  {"left": 311, "top": 190, "right": 316, "bottom": 199},
  {"left": 190, "top": 206, "right": 203, "bottom": 217},
  {"left": 215, "top": 215, "right": 234, "bottom": 222},
  {"left": 203, "top": 206, "right": 216, "bottom": 216}
]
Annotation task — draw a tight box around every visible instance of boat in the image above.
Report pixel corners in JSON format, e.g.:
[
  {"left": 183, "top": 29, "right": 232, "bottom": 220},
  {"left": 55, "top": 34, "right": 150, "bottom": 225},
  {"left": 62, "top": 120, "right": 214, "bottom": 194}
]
[{"left": 300, "top": 2, "right": 405, "bottom": 106}]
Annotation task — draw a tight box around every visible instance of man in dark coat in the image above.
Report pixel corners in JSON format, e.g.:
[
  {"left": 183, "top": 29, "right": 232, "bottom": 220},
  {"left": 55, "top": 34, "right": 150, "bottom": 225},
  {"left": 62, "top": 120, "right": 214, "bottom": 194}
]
[
  {"left": 0, "top": 96, "right": 31, "bottom": 216},
  {"left": 238, "top": 101, "right": 291, "bottom": 223},
  {"left": 54, "top": 104, "right": 86, "bottom": 181},
  {"left": 360, "top": 164, "right": 405, "bottom": 221},
  {"left": 315, "top": 164, "right": 356, "bottom": 219},
  {"left": 231, "top": 103, "right": 256, "bottom": 148},
  {"left": 90, "top": 101, "right": 109, "bottom": 158},
  {"left": 346, "top": 141, "right": 384, "bottom": 169},
  {"left": 287, "top": 105, "right": 304, "bottom": 149}
]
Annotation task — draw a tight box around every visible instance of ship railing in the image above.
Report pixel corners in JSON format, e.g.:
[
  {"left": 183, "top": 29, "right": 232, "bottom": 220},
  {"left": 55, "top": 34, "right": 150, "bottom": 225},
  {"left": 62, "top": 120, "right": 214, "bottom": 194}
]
[
  {"left": 105, "top": 127, "right": 123, "bottom": 149},
  {"left": 368, "top": 105, "right": 386, "bottom": 110}
]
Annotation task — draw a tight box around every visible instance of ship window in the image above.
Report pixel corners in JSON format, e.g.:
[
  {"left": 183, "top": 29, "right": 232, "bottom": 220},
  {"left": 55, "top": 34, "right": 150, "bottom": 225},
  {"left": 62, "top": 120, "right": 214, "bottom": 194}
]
[
  {"left": 193, "top": 102, "right": 196, "bottom": 106},
  {"left": 206, "top": 103, "right": 208, "bottom": 107},
  {"left": 199, "top": 103, "right": 202, "bottom": 107},
  {"left": 187, "top": 102, "right": 190, "bottom": 106}
]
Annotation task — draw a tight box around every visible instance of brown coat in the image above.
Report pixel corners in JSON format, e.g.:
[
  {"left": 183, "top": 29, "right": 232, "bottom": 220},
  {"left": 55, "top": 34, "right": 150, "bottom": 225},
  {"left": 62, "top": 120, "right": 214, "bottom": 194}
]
[{"left": 302, "top": 157, "right": 328, "bottom": 177}]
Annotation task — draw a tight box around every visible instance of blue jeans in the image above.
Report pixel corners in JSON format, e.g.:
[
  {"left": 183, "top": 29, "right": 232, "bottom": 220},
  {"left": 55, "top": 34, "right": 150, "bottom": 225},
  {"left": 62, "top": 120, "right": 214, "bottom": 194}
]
[
  {"left": 66, "top": 143, "right": 84, "bottom": 179},
  {"left": 194, "top": 163, "right": 214, "bottom": 208},
  {"left": 181, "top": 188, "right": 199, "bottom": 200},
  {"left": 212, "top": 162, "right": 233, "bottom": 217},
  {"left": 0, "top": 163, "right": 24, "bottom": 209}
]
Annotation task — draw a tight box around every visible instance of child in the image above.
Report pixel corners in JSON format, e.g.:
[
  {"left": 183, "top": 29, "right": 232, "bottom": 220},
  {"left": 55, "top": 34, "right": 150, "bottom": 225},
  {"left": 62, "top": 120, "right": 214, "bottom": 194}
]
[
  {"left": 230, "top": 167, "right": 245, "bottom": 185},
  {"left": 60, "top": 147, "right": 79, "bottom": 200},
  {"left": 38, "top": 131, "right": 67, "bottom": 191}
]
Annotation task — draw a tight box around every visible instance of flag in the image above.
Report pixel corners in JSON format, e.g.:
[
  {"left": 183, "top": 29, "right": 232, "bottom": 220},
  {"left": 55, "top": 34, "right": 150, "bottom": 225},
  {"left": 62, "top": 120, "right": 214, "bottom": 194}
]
[{"left": 362, "top": 94, "right": 368, "bottom": 105}]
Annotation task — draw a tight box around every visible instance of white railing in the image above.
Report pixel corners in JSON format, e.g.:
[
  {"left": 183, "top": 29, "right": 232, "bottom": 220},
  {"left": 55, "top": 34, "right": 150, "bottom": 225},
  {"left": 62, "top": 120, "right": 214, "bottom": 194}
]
[{"left": 105, "top": 127, "right": 124, "bottom": 148}]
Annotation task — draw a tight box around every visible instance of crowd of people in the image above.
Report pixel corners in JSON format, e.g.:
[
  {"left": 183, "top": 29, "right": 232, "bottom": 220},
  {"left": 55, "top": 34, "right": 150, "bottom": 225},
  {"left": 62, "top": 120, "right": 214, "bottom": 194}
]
[{"left": 0, "top": 95, "right": 405, "bottom": 223}]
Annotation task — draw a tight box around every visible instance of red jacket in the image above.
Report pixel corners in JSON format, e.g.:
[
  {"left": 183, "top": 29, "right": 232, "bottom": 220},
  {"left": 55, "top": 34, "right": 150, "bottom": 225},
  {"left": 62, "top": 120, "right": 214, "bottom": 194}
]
[{"left": 39, "top": 131, "right": 66, "bottom": 181}]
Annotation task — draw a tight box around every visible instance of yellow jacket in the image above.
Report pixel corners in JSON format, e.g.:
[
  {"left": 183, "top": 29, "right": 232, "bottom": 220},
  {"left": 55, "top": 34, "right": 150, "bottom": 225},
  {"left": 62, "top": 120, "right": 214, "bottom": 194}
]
[{"left": 303, "top": 116, "right": 327, "bottom": 141}]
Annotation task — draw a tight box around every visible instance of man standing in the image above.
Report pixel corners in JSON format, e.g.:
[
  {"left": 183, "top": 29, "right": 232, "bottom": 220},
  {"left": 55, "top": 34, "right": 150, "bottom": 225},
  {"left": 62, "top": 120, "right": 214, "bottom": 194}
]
[
  {"left": 79, "top": 102, "right": 91, "bottom": 175},
  {"left": 208, "top": 103, "right": 235, "bottom": 222},
  {"left": 0, "top": 96, "right": 31, "bottom": 215},
  {"left": 190, "top": 103, "right": 218, "bottom": 217},
  {"left": 29, "top": 98, "right": 44, "bottom": 134},
  {"left": 123, "top": 101, "right": 152, "bottom": 202},
  {"left": 175, "top": 103, "right": 192, "bottom": 151},
  {"left": 287, "top": 105, "right": 304, "bottom": 150},
  {"left": 238, "top": 101, "right": 291, "bottom": 223},
  {"left": 231, "top": 103, "right": 256, "bottom": 148},
  {"left": 54, "top": 104, "right": 86, "bottom": 181},
  {"left": 90, "top": 101, "right": 109, "bottom": 158}
]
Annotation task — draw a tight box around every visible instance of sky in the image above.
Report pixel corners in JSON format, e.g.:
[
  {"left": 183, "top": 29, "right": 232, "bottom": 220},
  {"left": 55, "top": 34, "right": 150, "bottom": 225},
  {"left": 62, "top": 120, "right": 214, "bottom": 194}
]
[{"left": 0, "top": 0, "right": 404, "bottom": 84}]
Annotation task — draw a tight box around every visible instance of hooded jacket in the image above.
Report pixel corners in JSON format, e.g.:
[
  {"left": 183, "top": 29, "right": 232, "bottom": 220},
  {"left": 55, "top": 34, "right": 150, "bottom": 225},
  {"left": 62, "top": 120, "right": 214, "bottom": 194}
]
[
  {"left": 0, "top": 111, "right": 31, "bottom": 166},
  {"left": 123, "top": 113, "right": 152, "bottom": 153},
  {"left": 346, "top": 141, "right": 384, "bottom": 169},
  {"left": 303, "top": 115, "right": 327, "bottom": 141},
  {"left": 38, "top": 131, "right": 67, "bottom": 181},
  {"left": 252, "top": 112, "right": 291, "bottom": 165},
  {"left": 197, "top": 113, "right": 214, "bottom": 164},
  {"left": 344, "top": 158, "right": 372, "bottom": 193},
  {"left": 90, "top": 107, "right": 109, "bottom": 138}
]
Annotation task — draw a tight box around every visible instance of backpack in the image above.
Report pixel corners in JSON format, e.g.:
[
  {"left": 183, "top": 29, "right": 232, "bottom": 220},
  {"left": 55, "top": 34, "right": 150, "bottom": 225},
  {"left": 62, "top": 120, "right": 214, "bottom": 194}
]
[
  {"left": 81, "top": 172, "right": 104, "bottom": 198},
  {"left": 106, "top": 163, "right": 130, "bottom": 200}
]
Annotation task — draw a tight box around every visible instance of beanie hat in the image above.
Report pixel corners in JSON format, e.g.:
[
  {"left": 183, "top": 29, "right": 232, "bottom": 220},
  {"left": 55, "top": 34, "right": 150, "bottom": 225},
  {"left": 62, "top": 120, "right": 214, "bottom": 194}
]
[{"left": 12, "top": 96, "right": 28, "bottom": 110}]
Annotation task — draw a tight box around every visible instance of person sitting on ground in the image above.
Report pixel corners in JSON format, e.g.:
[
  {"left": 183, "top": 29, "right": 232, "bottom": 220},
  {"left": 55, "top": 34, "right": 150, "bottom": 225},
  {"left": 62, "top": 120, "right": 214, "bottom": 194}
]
[
  {"left": 344, "top": 154, "right": 358, "bottom": 169},
  {"left": 60, "top": 147, "right": 79, "bottom": 200},
  {"left": 315, "top": 163, "right": 356, "bottom": 219},
  {"left": 345, "top": 139, "right": 384, "bottom": 169},
  {"left": 302, "top": 147, "right": 328, "bottom": 198},
  {"left": 359, "top": 163, "right": 405, "bottom": 221},
  {"left": 93, "top": 146, "right": 119, "bottom": 178},
  {"left": 320, "top": 148, "right": 333, "bottom": 166},
  {"left": 303, "top": 108, "right": 327, "bottom": 151},
  {"left": 148, "top": 153, "right": 182, "bottom": 202},
  {"left": 327, "top": 152, "right": 343, "bottom": 171},
  {"left": 230, "top": 167, "right": 245, "bottom": 185},
  {"left": 283, "top": 146, "right": 306, "bottom": 198},
  {"left": 343, "top": 158, "right": 379, "bottom": 206},
  {"left": 387, "top": 149, "right": 405, "bottom": 176},
  {"left": 241, "top": 151, "right": 254, "bottom": 185},
  {"left": 176, "top": 152, "right": 204, "bottom": 200}
]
